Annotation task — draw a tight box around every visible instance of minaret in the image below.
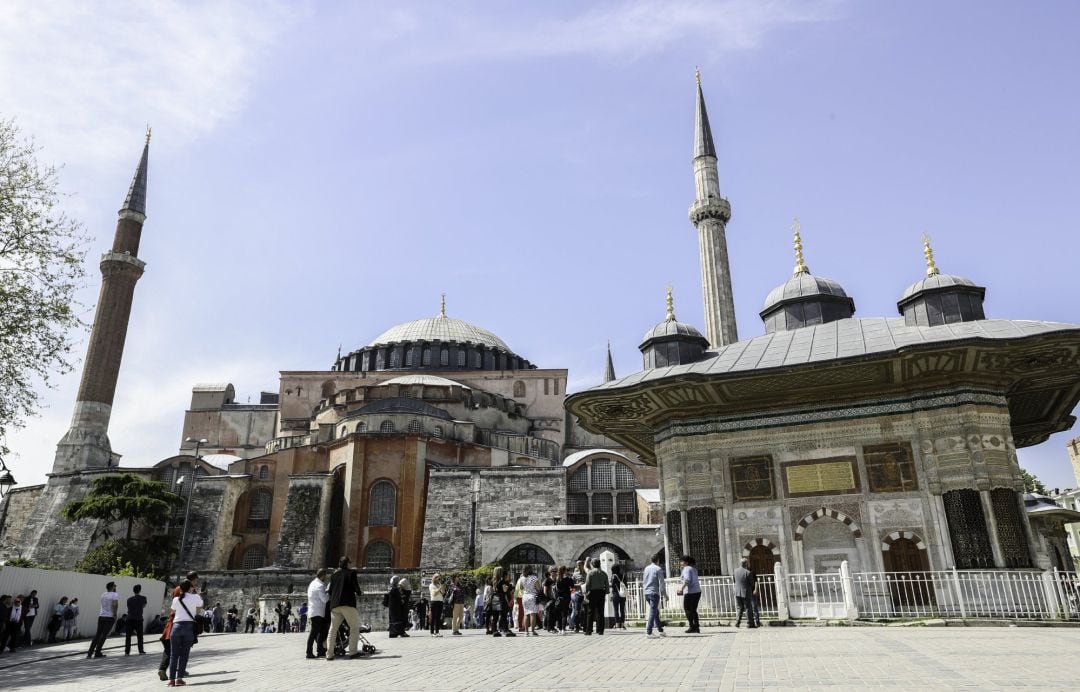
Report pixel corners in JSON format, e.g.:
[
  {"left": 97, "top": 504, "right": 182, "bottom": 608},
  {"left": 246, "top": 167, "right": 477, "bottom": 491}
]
[
  {"left": 52, "top": 132, "right": 150, "bottom": 473},
  {"left": 688, "top": 69, "right": 738, "bottom": 348},
  {"left": 603, "top": 341, "right": 616, "bottom": 383}
]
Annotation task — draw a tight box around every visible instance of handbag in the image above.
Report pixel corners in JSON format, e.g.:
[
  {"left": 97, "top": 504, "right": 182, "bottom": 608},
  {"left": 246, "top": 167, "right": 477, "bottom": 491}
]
[{"left": 176, "top": 594, "right": 200, "bottom": 644}]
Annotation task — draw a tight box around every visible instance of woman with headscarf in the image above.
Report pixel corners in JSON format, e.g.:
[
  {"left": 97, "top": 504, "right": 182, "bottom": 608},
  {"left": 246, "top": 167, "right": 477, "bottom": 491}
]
[{"left": 387, "top": 576, "right": 410, "bottom": 638}]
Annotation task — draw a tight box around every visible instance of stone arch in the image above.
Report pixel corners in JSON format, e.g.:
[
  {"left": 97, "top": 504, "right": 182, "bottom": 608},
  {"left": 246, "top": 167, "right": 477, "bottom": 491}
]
[
  {"left": 499, "top": 542, "right": 555, "bottom": 566},
  {"left": 741, "top": 538, "right": 781, "bottom": 557},
  {"left": 578, "top": 541, "right": 631, "bottom": 562},
  {"left": 793, "top": 507, "right": 862, "bottom": 540},
  {"left": 881, "top": 530, "right": 927, "bottom": 551}
]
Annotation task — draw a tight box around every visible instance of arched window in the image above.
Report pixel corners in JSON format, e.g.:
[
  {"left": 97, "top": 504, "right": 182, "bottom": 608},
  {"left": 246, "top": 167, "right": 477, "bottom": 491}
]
[
  {"left": 157, "top": 467, "right": 176, "bottom": 488},
  {"left": 390, "top": 349, "right": 401, "bottom": 368},
  {"left": 321, "top": 380, "right": 336, "bottom": 399},
  {"left": 441, "top": 348, "right": 449, "bottom": 366},
  {"left": 368, "top": 480, "right": 396, "bottom": 526},
  {"left": 241, "top": 545, "right": 266, "bottom": 569},
  {"left": 364, "top": 541, "right": 393, "bottom": 569},
  {"left": 356, "top": 421, "right": 367, "bottom": 433},
  {"left": 405, "top": 347, "right": 415, "bottom": 367},
  {"left": 433, "top": 426, "right": 443, "bottom": 439},
  {"left": 502, "top": 543, "right": 554, "bottom": 565},
  {"left": 513, "top": 380, "right": 526, "bottom": 398},
  {"left": 473, "top": 351, "right": 482, "bottom": 368},
  {"left": 407, "top": 420, "right": 421, "bottom": 433},
  {"left": 380, "top": 420, "right": 395, "bottom": 433},
  {"left": 566, "top": 458, "right": 637, "bottom": 525},
  {"left": 457, "top": 350, "right": 466, "bottom": 367},
  {"left": 339, "top": 425, "right": 348, "bottom": 438},
  {"left": 615, "top": 463, "right": 636, "bottom": 489},
  {"left": 247, "top": 490, "right": 272, "bottom": 530},
  {"left": 422, "top": 348, "right": 432, "bottom": 366},
  {"left": 258, "top": 465, "right": 269, "bottom": 481}
]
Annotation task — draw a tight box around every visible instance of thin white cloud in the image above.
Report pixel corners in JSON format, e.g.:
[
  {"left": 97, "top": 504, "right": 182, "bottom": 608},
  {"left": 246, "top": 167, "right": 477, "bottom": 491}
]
[
  {"left": 0, "top": 0, "right": 302, "bottom": 168},
  {"left": 355, "top": 0, "right": 840, "bottom": 64}
]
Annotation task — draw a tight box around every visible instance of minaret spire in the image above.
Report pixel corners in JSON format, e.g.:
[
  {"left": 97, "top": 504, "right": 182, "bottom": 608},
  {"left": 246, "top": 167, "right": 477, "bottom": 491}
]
[
  {"left": 52, "top": 135, "right": 150, "bottom": 473},
  {"left": 689, "top": 70, "right": 738, "bottom": 348},
  {"left": 921, "top": 234, "right": 940, "bottom": 277},
  {"left": 603, "top": 340, "right": 616, "bottom": 383},
  {"left": 792, "top": 217, "right": 810, "bottom": 276}
]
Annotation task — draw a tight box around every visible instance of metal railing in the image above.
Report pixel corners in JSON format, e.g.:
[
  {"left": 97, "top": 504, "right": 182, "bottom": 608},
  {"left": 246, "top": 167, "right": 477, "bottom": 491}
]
[{"left": 625, "top": 564, "right": 1080, "bottom": 622}]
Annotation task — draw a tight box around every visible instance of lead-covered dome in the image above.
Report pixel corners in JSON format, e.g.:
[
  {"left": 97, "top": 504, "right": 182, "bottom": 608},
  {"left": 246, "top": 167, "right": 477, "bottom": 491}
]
[
  {"left": 639, "top": 288, "right": 710, "bottom": 369},
  {"left": 369, "top": 316, "right": 510, "bottom": 352},
  {"left": 898, "top": 239, "right": 986, "bottom": 327},
  {"left": 760, "top": 273, "right": 855, "bottom": 334}
]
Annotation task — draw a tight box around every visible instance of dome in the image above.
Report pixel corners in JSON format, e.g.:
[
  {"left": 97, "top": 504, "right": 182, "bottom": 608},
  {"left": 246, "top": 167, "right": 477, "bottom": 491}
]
[
  {"left": 368, "top": 316, "right": 512, "bottom": 353},
  {"left": 641, "top": 319, "right": 706, "bottom": 343},
  {"left": 382, "top": 374, "right": 470, "bottom": 389},
  {"left": 346, "top": 397, "right": 453, "bottom": 421},
  {"left": 900, "top": 273, "right": 978, "bottom": 301},
  {"left": 762, "top": 274, "right": 850, "bottom": 311}
]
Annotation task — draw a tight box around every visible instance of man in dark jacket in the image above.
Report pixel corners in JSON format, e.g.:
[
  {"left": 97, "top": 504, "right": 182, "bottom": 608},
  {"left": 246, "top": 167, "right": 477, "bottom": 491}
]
[
  {"left": 733, "top": 558, "right": 759, "bottom": 628},
  {"left": 325, "top": 557, "right": 363, "bottom": 660},
  {"left": 125, "top": 584, "right": 148, "bottom": 655}
]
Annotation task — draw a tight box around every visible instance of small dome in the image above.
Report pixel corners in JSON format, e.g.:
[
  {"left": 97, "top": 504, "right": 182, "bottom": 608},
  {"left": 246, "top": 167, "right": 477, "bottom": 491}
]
[
  {"left": 369, "top": 316, "right": 512, "bottom": 353},
  {"left": 900, "top": 273, "right": 978, "bottom": 301},
  {"left": 641, "top": 319, "right": 706, "bottom": 343},
  {"left": 762, "top": 274, "right": 850, "bottom": 312}
]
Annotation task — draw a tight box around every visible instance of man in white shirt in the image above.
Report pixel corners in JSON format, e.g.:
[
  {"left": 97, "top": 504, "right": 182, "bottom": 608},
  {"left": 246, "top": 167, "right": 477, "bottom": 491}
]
[
  {"left": 87, "top": 581, "right": 119, "bottom": 658},
  {"left": 305, "top": 568, "right": 330, "bottom": 659}
]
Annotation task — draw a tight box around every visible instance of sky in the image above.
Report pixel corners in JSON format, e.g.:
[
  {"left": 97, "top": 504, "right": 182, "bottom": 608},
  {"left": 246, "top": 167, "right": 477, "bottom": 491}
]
[{"left": 2, "top": 0, "right": 1080, "bottom": 490}]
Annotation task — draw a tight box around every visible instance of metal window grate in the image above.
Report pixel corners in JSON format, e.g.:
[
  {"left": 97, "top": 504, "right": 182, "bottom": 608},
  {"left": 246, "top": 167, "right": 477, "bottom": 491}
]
[{"left": 368, "top": 480, "right": 397, "bottom": 526}]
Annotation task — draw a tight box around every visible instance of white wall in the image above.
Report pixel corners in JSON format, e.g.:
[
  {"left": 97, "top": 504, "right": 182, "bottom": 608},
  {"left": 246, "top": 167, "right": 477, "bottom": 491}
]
[{"left": 0, "top": 566, "right": 167, "bottom": 642}]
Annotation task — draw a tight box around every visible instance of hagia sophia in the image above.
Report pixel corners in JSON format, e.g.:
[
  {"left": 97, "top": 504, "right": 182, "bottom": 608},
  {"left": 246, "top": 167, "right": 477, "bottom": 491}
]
[{"left": 2, "top": 73, "right": 1080, "bottom": 587}]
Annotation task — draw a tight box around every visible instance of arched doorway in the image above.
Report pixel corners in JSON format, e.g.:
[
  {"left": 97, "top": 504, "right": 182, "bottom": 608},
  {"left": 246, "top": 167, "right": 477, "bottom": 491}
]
[
  {"left": 882, "top": 535, "right": 932, "bottom": 608},
  {"left": 747, "top": 544, "right": 779, "bottom": 611},
  {"left": 801, "top": 517, "right": 861, "bottom": 573},
  {"left": 501, "top": 543, "right": 555, "bottom": 579}
]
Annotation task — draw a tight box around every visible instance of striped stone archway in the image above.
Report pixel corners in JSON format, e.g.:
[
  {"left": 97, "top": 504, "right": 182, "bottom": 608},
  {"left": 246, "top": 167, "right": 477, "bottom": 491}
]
[
  {"left": 793, "top": 507, "right": 862, "bottom": 541},
  {"left": 881, "top": 530, "right": 927, "bottom": 551},
  {"left": 741, "top": 538, "right": 781, "bottom": 558}
]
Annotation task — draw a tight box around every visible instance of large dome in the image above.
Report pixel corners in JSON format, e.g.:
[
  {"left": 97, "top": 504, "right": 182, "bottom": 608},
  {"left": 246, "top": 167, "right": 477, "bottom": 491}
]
[{"left": 369, "top": 316, "right": 512, "bottom": 352}]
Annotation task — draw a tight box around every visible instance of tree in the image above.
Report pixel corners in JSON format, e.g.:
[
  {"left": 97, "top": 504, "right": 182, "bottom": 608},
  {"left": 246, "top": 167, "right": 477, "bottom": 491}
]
[
  {"left": 0, "top": 118, "right": 88, "bottom": 449},
  {"left": 1020, "top": 468, "right": 1047, "bottom": 494},
  {"left": 62, "top": 473, "right": 184, "bottom": 541}
]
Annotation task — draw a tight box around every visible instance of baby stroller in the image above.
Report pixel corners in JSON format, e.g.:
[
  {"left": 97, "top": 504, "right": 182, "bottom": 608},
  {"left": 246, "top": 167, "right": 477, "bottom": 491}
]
[{"left": 333, "top": 621, "right": 377, "bottom": 656}]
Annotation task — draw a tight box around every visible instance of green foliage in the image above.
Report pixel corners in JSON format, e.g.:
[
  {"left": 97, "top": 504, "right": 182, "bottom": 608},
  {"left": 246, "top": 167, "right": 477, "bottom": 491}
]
[
  {"left": 75, "top": 537, "right": 173, "bottom": 580},
  {"left": 0, "top": 118, "right": 89, "bottom": 449},
  {"left": 62, "top": 473, "right": 184, "bottom": 540},
  {"left": 1020, "top": 468, "right": 1047, "bottom": 494},
  {"left": 439, "top": 563, "right": 499, "bottom": 598}
]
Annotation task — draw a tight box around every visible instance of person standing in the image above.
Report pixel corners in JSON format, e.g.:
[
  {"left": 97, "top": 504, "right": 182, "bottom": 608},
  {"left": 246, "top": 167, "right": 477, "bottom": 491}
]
[
  {"left": 556, "top": 566, "right": 573, "bottom": 634},
  {"left": 386, "top": 576, "right": 409, "bottom": 638},
  {"left": 520, "top": 565, "right": 541, "bottom": 636},
  {"left": 212, "top": 603, "right": 224, "bottom": 633},
  {"left": 5, "top": 596, "right": 22, "bottom": 652},
  {"left": 447, "top": 575, "right": 465, "bottom": 636},
  {"left": 542, "top": 568, "right": 558, "bottom": 633},
  {"left": 22, "top": 590, "right": 39, "bottom": 646},
  {"left": 733, "top": 558, "right": 759, "bottom": 628},
  {"left": 474, "top": 586, "right": 486, "bottom": 630},
  {"left": 583, "top": 559, "right": 610, "bottom": 636},
  {"left": 275, "top": 600, "right": 291, "bottom": 635},
  {"left": 326, "top": 557, "right": 364, "bottom": 660},
  {"left": 643, "top": 553, "right": 666, "bottom": 637},
  {"left": 125, "top": 584, "right": 148, "bottom": 655},
  {"left": 87, "top": 582, "right": 119, "bottom": 658},
  {"left": 305, "top": 568, "right": 329, "bottom": 659},
  {"left": 63, "top": 598, "right": 80, "bottom": 641},
  {"left": 428, "top": 574, "right": 445, "bottom": 637},
  {"left": 48, "top": 597, "right": 68, "bottom": 644},
  {"left": 610, "top": 567, "right": 627, "bottom": 630},
  {"left": 0, "top": 595, "right": 13, "bottom": 654},
  {"left": 489, "top": 567, "right": 514, "bottom": 637},
  {"left": 158, "top": 572, "right": 199, "bottom": 682},
  {"left": 297, "top": 602, "right": 308, "bottom": 633},
  {"left": 513, "top": 572, "right": 526, "bottom": 633},
  {"left": 244, "top": 606, "right": 257, "bottom": 634},
  {"left": 677, "top": 555, "right": 701, "bottom": 634},
  {"left": 167, "top": 579, "right": 202, "bottom": 687}
]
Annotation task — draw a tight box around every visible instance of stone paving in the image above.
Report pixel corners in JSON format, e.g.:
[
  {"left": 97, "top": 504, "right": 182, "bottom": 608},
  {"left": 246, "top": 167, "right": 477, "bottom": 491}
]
[{"left": 1, "top": 625, "right": 1078, "bottom": 690}]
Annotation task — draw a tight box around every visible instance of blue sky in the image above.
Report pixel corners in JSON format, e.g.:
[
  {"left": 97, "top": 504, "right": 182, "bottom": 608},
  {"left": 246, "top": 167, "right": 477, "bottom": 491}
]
[{"left": 3, "top": 1, "right": 1080, "bottom": 489}]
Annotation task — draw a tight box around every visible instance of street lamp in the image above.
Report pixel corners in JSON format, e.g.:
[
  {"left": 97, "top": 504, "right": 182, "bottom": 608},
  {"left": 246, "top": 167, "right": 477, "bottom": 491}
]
[
  {"left": 177, "top": 438, "right": 208, "bottom": 564},
  {"left": 0, "top": 456, "right": 16, "bottom": 498}
]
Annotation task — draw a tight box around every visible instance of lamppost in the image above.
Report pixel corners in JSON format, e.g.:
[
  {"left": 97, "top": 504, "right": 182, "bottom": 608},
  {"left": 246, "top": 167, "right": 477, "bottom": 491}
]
[
  {"left": 177, "top": 438, "right": 208, "bottom": 564},
  {"left": 0, "top": 456, "right": 16, "bottom": 498}
]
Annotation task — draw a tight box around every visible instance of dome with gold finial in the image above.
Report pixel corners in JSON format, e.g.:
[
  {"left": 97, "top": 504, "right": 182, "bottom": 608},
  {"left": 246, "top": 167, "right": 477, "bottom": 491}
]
[
  {"left": 639, "top": 286, "right": 709, "bottom": 369},
  {"left": 760, "top": 218, "right": 855, "bottom": 333},
  {"left": 897, "top": 235, "right": 985, "bottom": 326}
]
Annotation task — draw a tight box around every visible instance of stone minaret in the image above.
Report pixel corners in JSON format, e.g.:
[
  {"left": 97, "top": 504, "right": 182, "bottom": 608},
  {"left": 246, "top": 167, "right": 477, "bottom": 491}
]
[
  {"left": 688, "top": 70, "right": 738, "bottom": 348},
  {"left": 603, "top": 341, "right": 616, "bottom": 383},
  {"left": 52, "top": 134, "right": 150, "bottom": 473}
]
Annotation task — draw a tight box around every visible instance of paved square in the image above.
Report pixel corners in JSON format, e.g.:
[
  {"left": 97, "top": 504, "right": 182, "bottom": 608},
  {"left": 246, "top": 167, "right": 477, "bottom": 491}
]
[{"left": 2, "top": 625, "right": 1078, "bottom": 690}]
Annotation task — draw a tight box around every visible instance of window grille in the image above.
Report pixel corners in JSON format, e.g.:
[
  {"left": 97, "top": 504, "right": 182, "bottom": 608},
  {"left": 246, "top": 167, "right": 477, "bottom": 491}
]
[
  {"left": 591, "top": 493, "right": 613, "bottom": 523},
  {"left": 368, "top": 481, "right": 396, "bottom": 525},
  {"left": 567, "top": 493, "right": 589, "bottom": 525},
  {"left": 247, "top": 491, "right": 272, "bottom": 530},
  {"left": 569, "top": 468, "right": 589, "bottom": 492},
  {"left": 380, "top": 420, "right": 395, "bottom": 433},
  {"left": 591, "top": 460, "right": 612, "bottom": 490},
  {"left": 433, "top": 426, "right": 443, "bottom": 439},
  {"left": 615, "top": 463, "right": 636, "bottom": 489},
  {"left": 441, "top": 348, "right": 449, "bottom": 366},
  {"left": 364, "top": 541, "right": 393, "bottom": 569},
  {"left": 405, "top": 348, "right": 415, "bottom": 366},
  {"left": 422, "top": 348, "right": 432, "bottom": 366},
  {"left": 616, "top": 492, "right": 637, "bottom": 524},
  {"left": 258, "top": 466, "right": 269, "bottom": 480},
  {"left": 407, "top": 420, "right": 421, "bottom": 433},
  {"left": 457, "top": 350, "right": 466, "bottom": 367},
  {"left": 241, "top": 546, "right": 266, "bottom": 569}
]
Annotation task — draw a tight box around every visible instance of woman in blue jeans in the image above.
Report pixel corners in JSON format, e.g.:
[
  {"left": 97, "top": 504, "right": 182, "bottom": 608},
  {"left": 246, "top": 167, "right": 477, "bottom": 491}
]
[{"left": 168, "top": 579, "right": 203, "bottom": 687}]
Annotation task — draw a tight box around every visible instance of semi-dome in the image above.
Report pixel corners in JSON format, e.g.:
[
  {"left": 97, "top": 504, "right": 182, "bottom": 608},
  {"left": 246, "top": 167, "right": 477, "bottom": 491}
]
[
  {"left": 382, "top": 374, "right": 470, "bottom": 389},
  {"left": 897, "top": 238, "right": 986, "bottom": 327}
]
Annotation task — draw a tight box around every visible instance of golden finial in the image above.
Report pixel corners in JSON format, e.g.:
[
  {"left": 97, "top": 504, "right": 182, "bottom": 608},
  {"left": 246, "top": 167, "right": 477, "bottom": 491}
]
[
  {"left": 145, "top": 125, "right": 152, "bottom": 145},
  {"left": 695, "top": 66, "right": 701, "bottom": 87},
  {"left": 921, "top": 233, "right": 939, "bottom": 277},
  {"left": 665, "top": 284, "right": 676, "bottom": 322},
  {"left": 439, "top": 293, "right": 447, "bottom": 318},
  {"left": 792, "top": 216, "right": 809, "bottom": 276}
]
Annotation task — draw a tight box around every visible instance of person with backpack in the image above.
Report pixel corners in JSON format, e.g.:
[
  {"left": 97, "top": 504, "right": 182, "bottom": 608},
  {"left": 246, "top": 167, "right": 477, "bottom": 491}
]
[
  {"left": 62, "top": 598, "right": 79, "bottom": 641},
  {"left": 610, "top": 566, "right": 627, "bottom": 630}
]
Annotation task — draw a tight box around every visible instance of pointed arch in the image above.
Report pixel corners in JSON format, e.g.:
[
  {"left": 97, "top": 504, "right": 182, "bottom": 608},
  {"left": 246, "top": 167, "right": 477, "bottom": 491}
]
[{"left": 793, "top": 507, "right": 862, "bottom": 540}]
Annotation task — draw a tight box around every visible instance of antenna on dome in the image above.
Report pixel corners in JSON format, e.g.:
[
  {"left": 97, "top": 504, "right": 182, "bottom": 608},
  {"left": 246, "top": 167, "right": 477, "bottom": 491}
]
[{"left": 439, "top": 293, "right": 447, "bottom": 318}]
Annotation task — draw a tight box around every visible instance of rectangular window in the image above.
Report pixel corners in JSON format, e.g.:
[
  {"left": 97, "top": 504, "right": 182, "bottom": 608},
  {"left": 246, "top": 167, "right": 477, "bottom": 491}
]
[
  {"left": 591, "top": 460, "right": 612, "bottom": 489},
  {"left": 591, "top": 493, "right": 613, "bottom": 523},
  {"left": 730, "top": 456, "right": 775, "bottom": 501},
  {"left": 554, "top": 379, "right": 561, "bottom": 395},
  {"left": 864, "top": 443, "right": 918, "bottom": 493},
  {"left": 567, "top": 493, "right": 589, "bottom": 525}
]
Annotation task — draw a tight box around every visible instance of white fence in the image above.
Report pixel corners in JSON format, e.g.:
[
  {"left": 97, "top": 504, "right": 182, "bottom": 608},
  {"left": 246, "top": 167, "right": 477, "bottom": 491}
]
[
  {"left": 626, "top": 563, "right": 1080, "bottom": 622},
  {"left": 0, "top": 566, "right": 168, "bottom": 642}
]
